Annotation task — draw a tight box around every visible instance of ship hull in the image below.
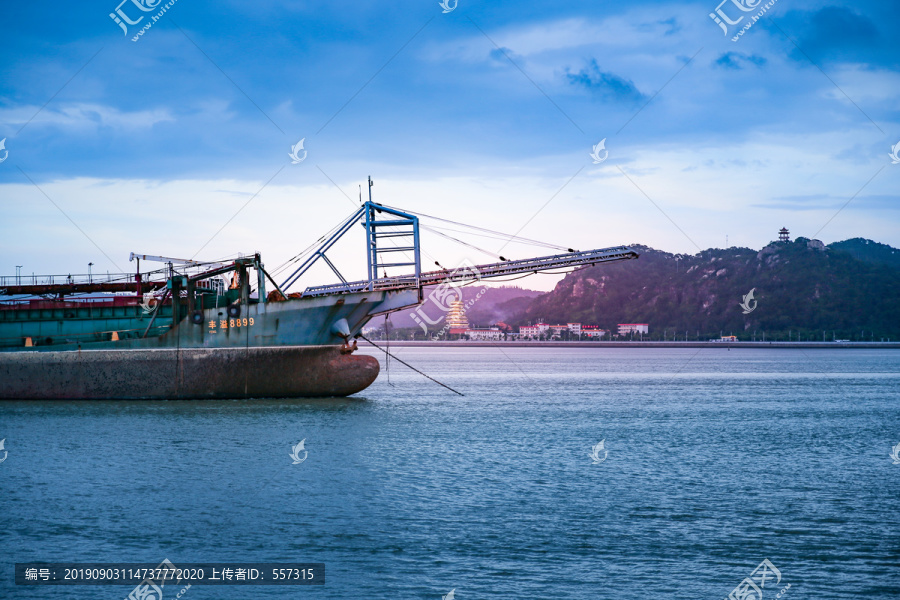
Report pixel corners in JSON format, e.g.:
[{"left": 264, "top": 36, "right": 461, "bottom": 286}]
[
  {"left": 0, "top": 345, "right": 380, "bottom": 399},
  {"left": 0, "top": 288, "right": 419, "bottom": 399}
]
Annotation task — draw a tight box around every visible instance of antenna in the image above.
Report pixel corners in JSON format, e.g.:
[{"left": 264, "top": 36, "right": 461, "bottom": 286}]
[{"left": 368, "top": 175, "right": 373, "bottom": 203}]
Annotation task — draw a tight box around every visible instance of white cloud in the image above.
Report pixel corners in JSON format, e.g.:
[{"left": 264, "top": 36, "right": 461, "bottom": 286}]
[
  {"left": 422, "top": 8, "right": 703, "bottom": 89},
  {"left": 0, "top": 103, "right": 175, "bottom": 131},
  {"left": 3, "top": 144, "right": 896, "bottom": 293},
  {"left": 821, "top": 64, "right": 900, "bottom": 105}
]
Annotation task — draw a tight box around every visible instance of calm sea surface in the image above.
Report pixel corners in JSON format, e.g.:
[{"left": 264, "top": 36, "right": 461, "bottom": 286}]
[{"left": 2, "top": 347, "right": 899, "bottom": 599}]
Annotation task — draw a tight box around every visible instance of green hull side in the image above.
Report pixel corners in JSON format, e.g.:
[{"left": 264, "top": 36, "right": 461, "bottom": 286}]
[{"left": 0, "top": 289, "right": 420, "bottom": 353}]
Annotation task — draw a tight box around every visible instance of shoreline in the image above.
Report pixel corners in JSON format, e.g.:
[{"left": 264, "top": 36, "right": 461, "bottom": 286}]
[{"left": 360, "top": 340, "right": 900, "bottom": 349}]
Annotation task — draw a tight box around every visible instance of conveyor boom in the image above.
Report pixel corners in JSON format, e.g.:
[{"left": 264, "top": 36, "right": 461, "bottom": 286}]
[{"left": 302, "top": 246, "right": 638, "bottom": 297}]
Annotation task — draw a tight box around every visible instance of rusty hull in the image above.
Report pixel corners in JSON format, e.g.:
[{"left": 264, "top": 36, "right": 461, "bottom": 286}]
[{"left": 0, "top": 345, "right": 380, "bottom": 399}]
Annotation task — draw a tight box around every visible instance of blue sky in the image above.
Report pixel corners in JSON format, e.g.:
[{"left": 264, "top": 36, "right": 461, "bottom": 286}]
[{"left": 1, "top": 0, "right": 898, "bottom": 290}]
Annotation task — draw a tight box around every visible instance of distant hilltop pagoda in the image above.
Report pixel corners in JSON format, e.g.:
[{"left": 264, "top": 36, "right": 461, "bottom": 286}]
[
  {"left": 446, "top": 299, "right": 469, "bottom": 333},
  {"left": 779, "top": 227, "right": 790, "bottom": 242}
]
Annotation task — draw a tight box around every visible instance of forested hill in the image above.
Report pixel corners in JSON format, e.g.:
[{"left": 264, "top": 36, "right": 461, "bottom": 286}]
[
  {"left": 828, "top": 238, "right": 900, "bottom": 269},
  {"left": 512, "top": 238, "right": 900, "bottom": 340}
]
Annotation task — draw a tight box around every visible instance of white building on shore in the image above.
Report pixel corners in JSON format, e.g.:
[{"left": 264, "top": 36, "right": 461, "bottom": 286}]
[
  {"left": 617, "top": 323, "right": 649, "bottom": 336},
  {"left": 519, "top": 323, "right": 548, "bottom": 338},
  {"left": 518, "top": 322, "right": 607, "bottom": 339},
  {"left": 464, "top": 327, "right": 504, "bottom": 341},
  {"left": 582, "top": 326, "right": 607, "bottom": 339}
]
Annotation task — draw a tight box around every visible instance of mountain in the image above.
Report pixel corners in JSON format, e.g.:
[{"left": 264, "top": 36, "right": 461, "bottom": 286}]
[
  {"left": 510, "top": 238, "right": 900, "bottom": 340},
  {"left": 828, "top": 238, "right": 900, "bottom": 269}
]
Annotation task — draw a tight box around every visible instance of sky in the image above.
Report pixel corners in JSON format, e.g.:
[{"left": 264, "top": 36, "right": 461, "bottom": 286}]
[{"left": 1, "top": 0, "right": 898, "bottom": 291}]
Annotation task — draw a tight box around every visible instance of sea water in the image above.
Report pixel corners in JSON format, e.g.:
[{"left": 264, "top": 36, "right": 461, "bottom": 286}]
[{"left": 1, "top": 347, "right": 898, "bottom": 598}]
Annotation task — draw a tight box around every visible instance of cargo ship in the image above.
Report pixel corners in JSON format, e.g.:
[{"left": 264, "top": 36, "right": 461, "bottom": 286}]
[{"left": 0, "top": 182, "right": 638, "bottom": 399}]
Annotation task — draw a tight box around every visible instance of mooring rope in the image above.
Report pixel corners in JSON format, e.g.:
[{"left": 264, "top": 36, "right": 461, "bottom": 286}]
[
  {"left": 384, "top": 314, "right": 393, "bottom": 386},
  {"left": 358, "top": 334, "right": 464, "bottom": 396}
]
